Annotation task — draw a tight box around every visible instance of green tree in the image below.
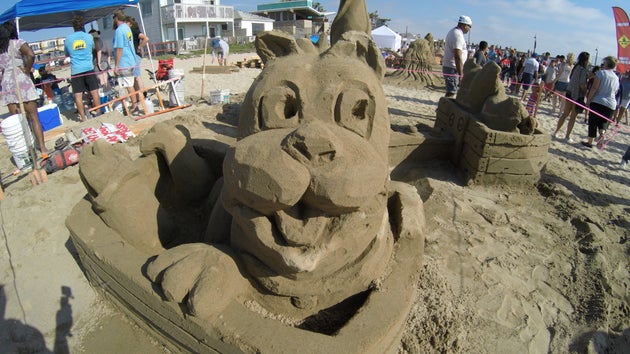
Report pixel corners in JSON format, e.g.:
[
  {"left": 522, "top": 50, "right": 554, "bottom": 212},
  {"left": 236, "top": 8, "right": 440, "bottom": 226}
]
[
  {"left": 312, "top": 2, "right": 325, "bottom": 12},
  {"left": 369, "top": 10, "right": 390, "bottom": 29}
]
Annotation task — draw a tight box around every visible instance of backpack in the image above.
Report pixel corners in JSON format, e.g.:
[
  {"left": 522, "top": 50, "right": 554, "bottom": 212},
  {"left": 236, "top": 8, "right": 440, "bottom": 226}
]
[{"left": 40, "top": 138, "right": 80, "bottom": 174}]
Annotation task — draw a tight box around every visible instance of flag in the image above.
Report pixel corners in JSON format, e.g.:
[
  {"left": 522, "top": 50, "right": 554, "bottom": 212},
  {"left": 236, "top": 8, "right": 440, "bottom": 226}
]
[{"left": 613, "top": 7, "right": 630, "bottom": 72}]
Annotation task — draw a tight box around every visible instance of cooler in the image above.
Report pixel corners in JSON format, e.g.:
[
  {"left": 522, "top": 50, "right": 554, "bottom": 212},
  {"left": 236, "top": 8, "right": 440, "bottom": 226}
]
[{"left": 38, "top": 103, "right": 62, "bottom": 131}]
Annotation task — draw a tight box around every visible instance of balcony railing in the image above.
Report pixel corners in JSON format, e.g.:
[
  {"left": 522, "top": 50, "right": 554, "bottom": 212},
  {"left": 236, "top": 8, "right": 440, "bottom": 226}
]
[{"left": 161, "top": 4, "right": 234, "bottom": 24}]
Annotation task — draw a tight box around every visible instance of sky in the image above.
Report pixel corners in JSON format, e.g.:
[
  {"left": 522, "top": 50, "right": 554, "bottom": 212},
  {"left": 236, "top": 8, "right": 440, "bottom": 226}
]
[{"left": 1, "top": 0, "right": 625, "bottom": 64}]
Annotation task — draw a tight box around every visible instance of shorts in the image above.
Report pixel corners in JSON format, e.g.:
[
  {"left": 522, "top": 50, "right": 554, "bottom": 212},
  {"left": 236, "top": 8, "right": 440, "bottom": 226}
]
[
  {"left": 587, "top": 102, "right": 614, "bottom": 138},
  {"left": 134, "top": 55, "right": 142, "bottom": 77},
  {"left": 520, "top": 72, "right": 535, "bottom": 91},
  {"left": 117, "top": 76, "right": 134, "bottom": 88},
  {"left": 115, "top": 66, "right": 135, "bottom": 88},
  {"left": 70, "top": 70, "right": 99, "bottom": 93},
  {"left": 442, "top": 66, "right": 460, "bottom": 95},
  {"left": 566, "top": 92, "right": 585, "bottom": 113},
  {"left": 619, "top": 98, "right": 630, "bottom": 109},
  {"left": 554, "top": 81, "right": 568, "bottom": 92}
]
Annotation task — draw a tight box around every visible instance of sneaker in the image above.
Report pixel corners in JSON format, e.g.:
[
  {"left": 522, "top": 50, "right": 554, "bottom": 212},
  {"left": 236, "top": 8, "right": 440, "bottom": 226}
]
[
  {"left": 581, "top": 141, "right": 593, "bottom": 148},
  {"left": 621, "top": 158, "right": 628, "bottom": 169},
  {"left": 565, "top": 137, "right": 575, "bottom": 143},
  {"left": 553, "top": 133, "right": 562, "bottom": 139}
]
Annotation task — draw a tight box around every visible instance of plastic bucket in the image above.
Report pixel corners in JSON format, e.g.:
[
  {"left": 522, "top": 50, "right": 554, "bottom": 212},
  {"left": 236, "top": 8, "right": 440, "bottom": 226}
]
[
  {"left": 1, "top": 114, "right": 34, "bottom": 169},
  {"left": 210, "top": 89, "right": 230, "bottom": 105},
  {"left": 168, "top": 69, "right": 185, "bottom": 106},
  {"left": 61, "top": 92, "right": 75, "bottom": 112},
  {"left": 52, "top": 94, "right": 63, "bottom": 108}
]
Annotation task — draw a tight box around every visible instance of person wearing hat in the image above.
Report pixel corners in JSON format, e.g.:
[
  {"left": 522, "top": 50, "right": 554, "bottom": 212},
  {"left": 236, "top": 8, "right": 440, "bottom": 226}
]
[
  {"left": 442, "top": 15, "right": 472, "bottom": 97},
  {"left": 211, "top": 36, "right": 229, "bottom": 66}
]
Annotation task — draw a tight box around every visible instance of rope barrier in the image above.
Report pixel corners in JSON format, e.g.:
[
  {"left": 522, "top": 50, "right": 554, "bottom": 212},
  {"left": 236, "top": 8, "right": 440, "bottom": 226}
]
[
  {"left": 384, "top": 62, "right": 629, "bottom": 150},
  {"left": 1, "top": 57, "right": 626, "bottom": 150},
  {"left": 0, "top": 63, "right": 144, "bottom": 96}
]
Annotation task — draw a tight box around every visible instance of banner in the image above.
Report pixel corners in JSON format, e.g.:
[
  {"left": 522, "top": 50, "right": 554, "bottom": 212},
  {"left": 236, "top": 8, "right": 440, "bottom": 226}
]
[{"left": 613, "top": 6, "right": 630, "bottom": 72}]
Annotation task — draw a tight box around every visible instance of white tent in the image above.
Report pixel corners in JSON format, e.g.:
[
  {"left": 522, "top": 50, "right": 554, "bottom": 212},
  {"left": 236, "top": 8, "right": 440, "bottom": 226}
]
[{"left": 371, "top": 25, "right": 402, "bottom": 51}]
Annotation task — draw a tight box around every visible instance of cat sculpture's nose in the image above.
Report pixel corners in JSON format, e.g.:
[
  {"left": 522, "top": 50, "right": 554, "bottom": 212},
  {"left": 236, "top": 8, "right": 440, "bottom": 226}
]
[{"left": 281, "top": 121, "right": 340, "bottom": 165}]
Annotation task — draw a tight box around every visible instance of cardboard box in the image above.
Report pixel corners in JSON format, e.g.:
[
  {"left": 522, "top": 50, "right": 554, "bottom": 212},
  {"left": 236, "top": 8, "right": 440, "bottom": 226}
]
[{"left": 38, "top": 103, "right": 62, "bottom": 132}]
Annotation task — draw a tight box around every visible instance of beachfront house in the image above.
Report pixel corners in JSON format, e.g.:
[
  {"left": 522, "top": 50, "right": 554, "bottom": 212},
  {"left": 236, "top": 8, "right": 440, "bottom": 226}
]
[
  {"left": 95, "top": 0, "right": 235, "bottom": 54},
  {"left": 233, "top": 10, "right": 275, "bottom": 39},
  {"left": 35, "top": 0, "right": 331, "bottom": 61},
  {"left": 251, "top": 0, "right": 334, "bottom": 37}
]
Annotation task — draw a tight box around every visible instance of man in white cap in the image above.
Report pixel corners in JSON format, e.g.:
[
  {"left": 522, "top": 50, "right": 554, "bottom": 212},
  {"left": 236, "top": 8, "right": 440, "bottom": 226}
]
[{"left": 442, "top": 15, "right": 472, "bottom": 97}]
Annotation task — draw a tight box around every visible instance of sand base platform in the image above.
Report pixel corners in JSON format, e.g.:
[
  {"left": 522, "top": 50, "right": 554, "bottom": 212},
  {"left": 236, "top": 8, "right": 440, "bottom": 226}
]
[{"left": 67, "top": 181, "right": 425, "bottom": 353}]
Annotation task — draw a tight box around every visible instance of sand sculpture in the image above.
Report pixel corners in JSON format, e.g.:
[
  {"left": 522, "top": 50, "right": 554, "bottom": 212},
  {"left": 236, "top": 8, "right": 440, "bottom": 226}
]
[
  {"left": 433, "top": 59, "right": 550, "bottom": 185},
  {"left": 68, "top": 0, "right": 425, "bottom": 351},
  {"left": 386, "top": 34, "right": 442, "bottom": 88},
  {"left": 456, "top": 59, "right": 536, "bottom": 134}
]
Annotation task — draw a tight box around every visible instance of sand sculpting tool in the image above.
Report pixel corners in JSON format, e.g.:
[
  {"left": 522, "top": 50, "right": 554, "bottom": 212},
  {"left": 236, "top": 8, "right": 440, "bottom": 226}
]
[{"left": 10, "top": 43, "right": 47, "bottom": 186}]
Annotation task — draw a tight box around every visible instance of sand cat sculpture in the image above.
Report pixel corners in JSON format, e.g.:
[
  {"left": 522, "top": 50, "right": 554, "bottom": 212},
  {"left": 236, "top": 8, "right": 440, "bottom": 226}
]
[{"left": 77, "top": 0, "right": 424, "bottom": 322}]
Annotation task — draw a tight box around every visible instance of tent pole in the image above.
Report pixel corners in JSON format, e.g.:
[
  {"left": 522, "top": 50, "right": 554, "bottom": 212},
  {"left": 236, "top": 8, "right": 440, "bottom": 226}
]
[
  {"left": 135, "top": 4, "right": 156, "bottom": 84},
  {"left": 15, "top": 16, "right": 20, "bottom": 36}
]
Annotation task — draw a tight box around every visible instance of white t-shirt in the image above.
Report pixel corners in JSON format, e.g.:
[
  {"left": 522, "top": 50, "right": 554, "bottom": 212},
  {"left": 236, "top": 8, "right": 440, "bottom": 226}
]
[
  {"left": 522, "top": 57, "right": 539, "bottom": 75},
  {"left": 557, "top": 62, "right": 572, "bottom": 83},
  {"left": 592, "top": 69, "right": 620, "bottom": 110},
  {"left": 443, "top": 27, "right": 467, "bottom": 69}
]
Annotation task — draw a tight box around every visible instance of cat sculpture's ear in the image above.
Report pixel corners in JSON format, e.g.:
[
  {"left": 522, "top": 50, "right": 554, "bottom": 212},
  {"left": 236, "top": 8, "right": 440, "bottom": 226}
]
[
  {"left": 327, "top": 31, "right": 386, "bottom": 80},
  {"left": 328, "top": 0, "right": 385, "bottom": 79},
  {"left": 255, "top": 31, "right": 302, "bottom": 63}
]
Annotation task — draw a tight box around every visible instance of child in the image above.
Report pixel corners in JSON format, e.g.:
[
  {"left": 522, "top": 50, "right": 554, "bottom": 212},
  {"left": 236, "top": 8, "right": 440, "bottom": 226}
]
[{"left": 526, "top": 79, "right": 544, "bottom": 116}]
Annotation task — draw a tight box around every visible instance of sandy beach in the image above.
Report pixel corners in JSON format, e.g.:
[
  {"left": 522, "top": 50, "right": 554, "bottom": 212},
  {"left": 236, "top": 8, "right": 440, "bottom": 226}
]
[{"left": 0, "top": 53, "right": 628, "bottom": 353}]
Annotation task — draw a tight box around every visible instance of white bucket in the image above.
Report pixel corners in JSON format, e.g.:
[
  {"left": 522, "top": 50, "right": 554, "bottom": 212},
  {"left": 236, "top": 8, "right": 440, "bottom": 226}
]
[
  {"left": 1, "top": 114, "right": 33, "bottom": 169},
  {"left": 168, "top": 69, "right": 185, "bottom": 106},
  {"left": 210, "top": 89, "right": 230, "bottom": 105}
]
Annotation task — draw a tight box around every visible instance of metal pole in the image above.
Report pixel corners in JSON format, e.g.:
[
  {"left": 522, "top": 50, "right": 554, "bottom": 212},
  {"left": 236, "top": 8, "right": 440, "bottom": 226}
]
[
  {"left": 594, "top": 48, "right": 598, "bottom": 66},
  {"left": 533, "top": 34, "right": 536, "bottom": 54},
  {"left": 136, "top": 3, "right": 156, "bottom": 84}
]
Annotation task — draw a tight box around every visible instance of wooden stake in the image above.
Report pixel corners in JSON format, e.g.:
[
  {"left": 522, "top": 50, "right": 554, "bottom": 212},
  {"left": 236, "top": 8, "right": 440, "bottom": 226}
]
[{"left": 201, "top": 36, "right": 209, "bottom": 99}]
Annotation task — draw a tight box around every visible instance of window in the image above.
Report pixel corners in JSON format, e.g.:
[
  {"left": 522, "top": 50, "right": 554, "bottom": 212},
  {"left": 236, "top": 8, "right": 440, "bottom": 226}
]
[
  {"left": 140, "top": 0, "right": 152, "bottom": 16},
  {"left": 252, "top": 23, "right": 264, "bottom": 35}
]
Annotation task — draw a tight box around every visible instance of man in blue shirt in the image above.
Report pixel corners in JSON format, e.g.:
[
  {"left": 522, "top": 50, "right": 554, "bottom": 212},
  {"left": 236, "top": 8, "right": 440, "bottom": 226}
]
[
  {"left": 113, "top": 10, "right": 140, "bottom": 114},
  {"left": 64, "top": 16, "right": 101, "bottom": 121}
]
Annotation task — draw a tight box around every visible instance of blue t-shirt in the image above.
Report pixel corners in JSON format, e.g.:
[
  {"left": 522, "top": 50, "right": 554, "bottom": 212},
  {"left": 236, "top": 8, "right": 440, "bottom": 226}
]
[
  {"left": 64, "top": 31, "right": 95, "bottom": 75},
  {"left": 113, "top": 23, "right": 137, "bottom": 73}
]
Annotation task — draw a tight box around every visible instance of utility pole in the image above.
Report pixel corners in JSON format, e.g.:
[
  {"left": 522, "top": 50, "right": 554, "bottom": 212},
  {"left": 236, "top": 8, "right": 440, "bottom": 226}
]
[
  {"left": 594, "top": 48, "right": 599, "bottom": 66},
  {"left": 533, "top": 34, "right": 537, "bottom": 55}
]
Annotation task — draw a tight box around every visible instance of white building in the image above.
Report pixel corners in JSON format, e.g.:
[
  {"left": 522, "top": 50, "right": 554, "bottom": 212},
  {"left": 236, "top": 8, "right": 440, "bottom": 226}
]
[
  {"left": 97, "top": 0, "right": 235, "bottom": 52},
  {"left": 233, "top": 10, "right": 274, "bottom": 38}
]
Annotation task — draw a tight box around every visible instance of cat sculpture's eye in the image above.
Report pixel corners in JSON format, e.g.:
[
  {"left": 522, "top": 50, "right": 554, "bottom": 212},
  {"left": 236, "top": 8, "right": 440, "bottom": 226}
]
[
  {"left": 334, "top": 87, "right": 374, "bottom": 138},
  {"left": 259, "top": 86, "right": 301, "bottom": 130}
]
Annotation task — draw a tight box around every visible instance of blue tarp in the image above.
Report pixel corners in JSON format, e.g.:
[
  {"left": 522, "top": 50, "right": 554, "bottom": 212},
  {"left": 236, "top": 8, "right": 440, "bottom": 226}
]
[{"left": 0, "top": 0, "right": 138, "bottom": 32}]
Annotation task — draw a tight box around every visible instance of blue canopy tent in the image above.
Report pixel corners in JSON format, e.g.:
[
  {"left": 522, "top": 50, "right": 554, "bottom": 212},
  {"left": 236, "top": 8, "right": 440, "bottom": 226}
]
[
  {"left": 0, "top": 0, "right": 139, "bottom": 32},
  {"left": 0, "top": 0, "right": 156, "bottom": 82}
]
